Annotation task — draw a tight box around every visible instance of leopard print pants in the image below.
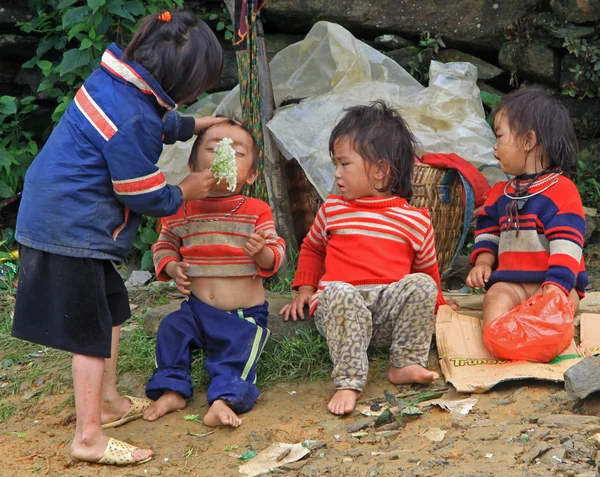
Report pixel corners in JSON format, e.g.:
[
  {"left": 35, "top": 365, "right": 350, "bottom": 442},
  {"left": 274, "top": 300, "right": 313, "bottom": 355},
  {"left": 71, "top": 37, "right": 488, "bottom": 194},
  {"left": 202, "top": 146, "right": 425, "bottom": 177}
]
[{"left": 313, "top": 273, "right": 438, "bottom": 391}]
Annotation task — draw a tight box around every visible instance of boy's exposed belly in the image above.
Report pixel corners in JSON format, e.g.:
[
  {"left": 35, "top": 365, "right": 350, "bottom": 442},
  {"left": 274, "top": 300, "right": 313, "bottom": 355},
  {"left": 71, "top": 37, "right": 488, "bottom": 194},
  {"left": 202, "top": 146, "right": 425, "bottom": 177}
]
[{"left": 189, "top": 276, "right": 266, "bottom": 311}]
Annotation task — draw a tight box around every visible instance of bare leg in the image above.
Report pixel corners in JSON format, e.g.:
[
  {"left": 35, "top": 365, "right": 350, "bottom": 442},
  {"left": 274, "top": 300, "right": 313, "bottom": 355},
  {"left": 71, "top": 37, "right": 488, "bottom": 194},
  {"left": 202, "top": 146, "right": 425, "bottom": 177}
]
[
  {"left": 482, "top": 282, "right": 528, "bottom": 328},
  {"left": 70, "top": 354, "right": 152, "bottom": 463},
  {"left": 100, "top": 326, "right": 132, "bottom": 425},
  {"left": 328, "top": 389, "right": 361, "bottom": 415},
  {"left": 143, "top": 391, "right": 186, "bottom": 422},
  {"left": 203, "top": 399, "right": 242, "bottom": 427}
]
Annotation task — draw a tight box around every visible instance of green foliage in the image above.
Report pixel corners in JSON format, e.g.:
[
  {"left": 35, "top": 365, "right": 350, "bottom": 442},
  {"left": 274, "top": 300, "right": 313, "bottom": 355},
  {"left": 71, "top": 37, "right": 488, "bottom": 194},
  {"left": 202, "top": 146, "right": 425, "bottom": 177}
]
[
  {"left": 0, "top": 96, "right": 38, "bottom": 199},
  {"left": 132, "top": 216, "right": 158, "bottom": 271},
  {"left": 575, "top": 150, "right": 600, "bottom": 209},
  {"left": 562, "top": 36, "right": 600, "bottom": 100},
  {"left": 480, "top": 91, "right": 502, "bottom": 127},
  {"left": 200, "top": 6, "right": 234, "bottom": 43},
  {"left": 407, "top": 32, "right": 445, "bottom": 85},
  {"left": 19, "top": 0, "right": 184, "bottom": 123}
]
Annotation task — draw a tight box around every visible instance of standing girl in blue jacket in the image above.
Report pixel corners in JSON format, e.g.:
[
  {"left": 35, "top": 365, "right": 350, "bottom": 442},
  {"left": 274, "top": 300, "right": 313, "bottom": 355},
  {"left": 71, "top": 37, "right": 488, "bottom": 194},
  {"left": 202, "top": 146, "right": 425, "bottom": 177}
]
[{"left": 13, "top": 10, "right": 224, "bottom": 466}]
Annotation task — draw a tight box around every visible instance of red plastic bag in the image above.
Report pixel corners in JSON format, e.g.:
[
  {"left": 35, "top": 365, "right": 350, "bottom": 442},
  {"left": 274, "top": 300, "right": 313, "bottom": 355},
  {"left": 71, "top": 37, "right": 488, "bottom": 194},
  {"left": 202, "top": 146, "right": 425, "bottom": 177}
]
[{"left": 483, "top": 292, "right": 575, "bottom": 363}]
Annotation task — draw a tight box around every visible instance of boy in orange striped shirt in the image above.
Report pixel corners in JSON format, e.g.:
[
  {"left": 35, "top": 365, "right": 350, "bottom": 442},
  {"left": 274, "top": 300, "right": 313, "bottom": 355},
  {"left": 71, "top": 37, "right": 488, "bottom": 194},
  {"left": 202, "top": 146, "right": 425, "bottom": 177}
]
[{"left": 144, "top": 119, "right": 285, "bottom": 427}]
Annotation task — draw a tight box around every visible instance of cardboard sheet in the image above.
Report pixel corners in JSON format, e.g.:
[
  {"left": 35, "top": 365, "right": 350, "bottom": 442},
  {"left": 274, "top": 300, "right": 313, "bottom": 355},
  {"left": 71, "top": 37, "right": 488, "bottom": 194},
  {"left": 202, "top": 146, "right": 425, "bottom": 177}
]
[{"left": 436, "top": 306, "right": 600, "bottom": 393}]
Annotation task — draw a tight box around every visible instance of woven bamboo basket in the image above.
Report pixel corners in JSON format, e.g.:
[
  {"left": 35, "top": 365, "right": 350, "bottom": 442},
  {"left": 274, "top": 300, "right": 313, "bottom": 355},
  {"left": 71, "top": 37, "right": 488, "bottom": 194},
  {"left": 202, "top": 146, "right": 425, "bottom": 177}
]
[
  {"left": 285, "top": 161, "right": 463, "bottom": 275},
  {"left": 410, "top": 163, "right": 464, "bottom": 274}
]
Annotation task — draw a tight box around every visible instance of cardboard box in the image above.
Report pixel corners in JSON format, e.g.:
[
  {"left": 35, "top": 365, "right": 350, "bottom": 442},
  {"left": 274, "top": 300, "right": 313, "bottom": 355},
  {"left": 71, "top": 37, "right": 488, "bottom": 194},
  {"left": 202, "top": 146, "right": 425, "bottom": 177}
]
[{"left": 436, "top": 306, "right": 600, "bottom": 393}]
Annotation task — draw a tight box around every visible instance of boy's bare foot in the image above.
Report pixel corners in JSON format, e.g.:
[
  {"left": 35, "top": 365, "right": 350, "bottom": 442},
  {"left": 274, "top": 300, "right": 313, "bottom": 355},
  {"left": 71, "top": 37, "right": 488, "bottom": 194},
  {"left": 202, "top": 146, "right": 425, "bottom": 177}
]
[
  {"left": 143, "top": 391, "right": 186, "bottom": 422},
  {"left": 387, "top": 364, "right": 439, "bottom": 385},
  {"left": 203, "top": 399, "right": 242, "bottom": 427},
  {"left": 328, "top": 389, "right": 360, "bottom": 415},
  {"left": 70, "top": 432, "right": 153, "bottom": 464}
]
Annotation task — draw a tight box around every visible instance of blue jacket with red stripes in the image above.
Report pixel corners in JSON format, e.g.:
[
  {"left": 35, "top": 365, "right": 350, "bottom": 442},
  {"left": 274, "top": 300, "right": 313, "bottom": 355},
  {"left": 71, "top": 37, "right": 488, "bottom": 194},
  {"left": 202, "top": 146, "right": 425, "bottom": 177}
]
[{"left": 16, "top": 43, "right": 196, "bottom": 262}]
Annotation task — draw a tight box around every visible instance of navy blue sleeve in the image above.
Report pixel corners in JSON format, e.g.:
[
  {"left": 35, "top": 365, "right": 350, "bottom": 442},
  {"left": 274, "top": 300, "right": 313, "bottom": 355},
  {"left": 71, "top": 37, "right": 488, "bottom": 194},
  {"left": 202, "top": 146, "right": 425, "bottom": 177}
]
[{"left": 163, "top": 112, "right": 195, "bottom": 144}]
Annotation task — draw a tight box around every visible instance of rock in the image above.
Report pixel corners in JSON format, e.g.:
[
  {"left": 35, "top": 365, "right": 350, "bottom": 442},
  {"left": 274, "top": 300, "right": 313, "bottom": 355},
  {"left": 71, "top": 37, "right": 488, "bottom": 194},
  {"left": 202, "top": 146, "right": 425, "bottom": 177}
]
[
  {"left": 0, "top": 34, "right": 37, "bottom": 58},
  {"left": 550, "top": 0, "right": 600, "bottom": 23},
  {"left": 538, "top": 415, "right": 600, "bottom": 433},
  {"left": 99, "top": 467, "right": 111, "bottom": 477},
  {"left": 498, "top": 41, "right": 558, "bottom": 85},
  {"left": 564, "top": 356, "right": 600, "bottom": 400},
  {"left": 435, "top": 49, "right": 503, "bottom": 81},
  {"left": 20, "top": 390, "right": 41, "bottom": 402},
  {"left": 540, "top": 447, "right": 567, "bottom": 467},
  {"left": 384, "top": 47, "right": 417, "bottom": 70},
  {"left": 374, "top": 34, "right": 414, "bottom": 50},
  {"left": 534, "top": 13, "right": 596, "bottom": 41},
  {"left": 574, "top": 472, "right": 597, "bottom": 477},
  {"left": 588, "top": 433, "right": 600, "bottom": 450},
  {"left": 522, "top": 442, "right": 551, "bottom": 463},
  {"left": 464, "top": 426, "right": 503, "bottom": 441},
  {"left": 532, "top": 427, "right": 551, "bottom": 440},
  {"left": 583, "top": 208, "right": 599, "bottom": 246},
  {"left": 0, "top": 59, "right": 20, "bottom": 84},
  {"left": 125, "top": 270, "right": 153, "bottom": 288},
  {"left": 262, "top": 0, "right": 544, "bottom": 50},
  {"left": 142, "top": 301, "right": 183, "bottom": 336},
  {"left": 346, "top": 417, "right": 374, "bottom": 433},
  {"left": 0, "top": 1, "right": 34, "bottom": 33}
]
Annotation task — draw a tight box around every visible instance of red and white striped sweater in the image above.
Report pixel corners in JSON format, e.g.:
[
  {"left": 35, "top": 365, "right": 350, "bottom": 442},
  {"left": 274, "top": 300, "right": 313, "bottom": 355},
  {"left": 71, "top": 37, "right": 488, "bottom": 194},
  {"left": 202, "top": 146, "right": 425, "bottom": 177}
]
[
  {"left": 292, "top": 195, "right": 446, "bottom": 314},
  {"left": 153, "top": 195, "right": 285, "bottom": 281}
]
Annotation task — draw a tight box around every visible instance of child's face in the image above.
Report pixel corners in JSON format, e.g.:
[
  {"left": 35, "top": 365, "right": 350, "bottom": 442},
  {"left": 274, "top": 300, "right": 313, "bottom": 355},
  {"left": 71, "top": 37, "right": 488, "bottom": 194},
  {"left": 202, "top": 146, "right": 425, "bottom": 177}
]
[
  {"left": 332, "top": 137, "right": 388, "bottom": 200},
  {"left": 194, "top": 123, "right": 257, "bottom": 196},
  {"left": 494, "top": 112, "right": 535, "bottom": 176}
]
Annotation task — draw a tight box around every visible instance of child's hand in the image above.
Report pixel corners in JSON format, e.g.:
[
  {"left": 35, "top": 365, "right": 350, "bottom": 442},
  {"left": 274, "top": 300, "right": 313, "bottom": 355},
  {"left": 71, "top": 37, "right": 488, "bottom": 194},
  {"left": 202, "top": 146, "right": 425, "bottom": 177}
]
[
  {"left": 447, "top": 299, "right": 460, "bottom": 312},
  {"left": 466, "top": 265, "right": 492, "bottom": 289},
  {"left": 244, "top": 231, "right": 267, "bottom": 257},
  {"left": 280, "top": 286, "right": 315, "bottom": 321},
  {"left": 194, "top": 116, "right": 229, "bottom": 135},
  {"left": 165, "top": 261, "right": 191, "bottom": 295},
  {"left": 543, "top": 283, "right": 567, "bottom": 296},
  {"left": 178, "top": 170, "right": 216, "bottom": 200}
]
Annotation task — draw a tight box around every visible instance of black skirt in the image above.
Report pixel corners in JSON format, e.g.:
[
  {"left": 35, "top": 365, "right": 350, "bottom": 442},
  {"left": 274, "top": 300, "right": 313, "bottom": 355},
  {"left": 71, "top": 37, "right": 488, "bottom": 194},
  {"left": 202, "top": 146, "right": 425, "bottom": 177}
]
[{"left": 12, "top": 245, "right": 130, "bottom": 358}]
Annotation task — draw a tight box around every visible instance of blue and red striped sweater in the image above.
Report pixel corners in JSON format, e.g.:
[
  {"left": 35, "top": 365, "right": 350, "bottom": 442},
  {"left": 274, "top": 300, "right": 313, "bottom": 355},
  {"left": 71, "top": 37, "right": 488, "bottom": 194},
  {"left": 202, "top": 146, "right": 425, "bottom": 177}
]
[{"left": 470, "top": 172, "right": 589, "bottom": 297}]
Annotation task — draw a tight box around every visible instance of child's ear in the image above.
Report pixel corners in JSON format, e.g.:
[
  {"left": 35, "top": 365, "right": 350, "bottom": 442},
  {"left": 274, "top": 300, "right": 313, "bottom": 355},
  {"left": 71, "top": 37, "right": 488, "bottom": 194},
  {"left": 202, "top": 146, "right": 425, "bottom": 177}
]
[
  {"left": 525, "top": 130, "right": 538, "bottom": 152},
  {"left": 245, "top": 168, "right": 258, "bottom": 186},
  {"left": 376, "top": 161, "right": 391, "bottom": 180}
]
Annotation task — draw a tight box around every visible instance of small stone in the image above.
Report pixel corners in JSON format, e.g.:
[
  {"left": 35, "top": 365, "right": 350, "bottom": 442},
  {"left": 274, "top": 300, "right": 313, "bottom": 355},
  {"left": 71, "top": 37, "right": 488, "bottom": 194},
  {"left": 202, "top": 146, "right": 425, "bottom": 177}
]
[
  {"left": 20, "top": 390, "right": 41, "bottom": 402},
  {"left": 538, "top": 415, "right": 600, "bottom": 433},
  {"left": 564, "top": 440, "right": 575, "bottom": 449},
  {"left": 522, "top": 442, "right": 551, "bottom": 463},
  {"left": 342, "top": 457, "right": 353, "bottom": 463},
  {"left": 541, "top": 448, "right": 567, "bottom": 467},
  {"left": 347, "top": 417, "right": 374, "bottom": 433},
  {"left": 34, "top": 379, "right": 44, "bottom": 387},
  {"left": 533, "top": 427, "right": 552, "bottom": 440},
  {"left": 574, "top": 472, "right": 596, "bottom": 477},
  {"left": 564, "top": 356, "right": 600, "bottom": 400},
  {"left": 99, "top": 468, "right": 111, "bottom": 477},
  {"left": 373, "top": 34, "right": 413, "bottom": 50},
  {"left": 147, "top": 467, "right": 161, "bottom": 475},
  {"left": 125, "top": 270, "right": 153, "bottom": 288}
]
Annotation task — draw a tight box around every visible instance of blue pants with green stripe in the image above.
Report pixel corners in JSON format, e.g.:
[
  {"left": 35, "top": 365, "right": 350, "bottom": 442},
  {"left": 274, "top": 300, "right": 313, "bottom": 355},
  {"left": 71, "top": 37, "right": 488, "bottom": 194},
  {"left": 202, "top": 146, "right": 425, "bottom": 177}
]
[{"left": 145, "top": 296, "right": 270, "bottom": 414}]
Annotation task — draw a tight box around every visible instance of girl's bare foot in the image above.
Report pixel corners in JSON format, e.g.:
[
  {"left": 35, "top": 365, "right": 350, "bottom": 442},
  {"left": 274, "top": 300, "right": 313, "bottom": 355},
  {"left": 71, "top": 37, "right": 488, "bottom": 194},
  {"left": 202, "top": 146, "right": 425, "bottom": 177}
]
[
  {"left": 143, "top": 391, "right": 186, "bottom": 422},
  {"left": 203, "top": 399, "right": 242, "bottom": 427},
  {"left": 387, "top": 364, "right": 439, "bottom": 385},
  {"left": 328, "top": 389, "right": 360, "bottom": 415},
  {"left": 70, "top": 432, "right": 152, "bottom": 463}
]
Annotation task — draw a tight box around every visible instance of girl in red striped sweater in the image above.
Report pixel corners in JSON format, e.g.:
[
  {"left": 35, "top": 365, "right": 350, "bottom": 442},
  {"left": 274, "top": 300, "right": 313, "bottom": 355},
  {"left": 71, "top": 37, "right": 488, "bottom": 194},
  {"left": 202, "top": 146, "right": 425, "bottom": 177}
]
[{"left": 281, "top": 101, "right": 452, "bottom": 415}]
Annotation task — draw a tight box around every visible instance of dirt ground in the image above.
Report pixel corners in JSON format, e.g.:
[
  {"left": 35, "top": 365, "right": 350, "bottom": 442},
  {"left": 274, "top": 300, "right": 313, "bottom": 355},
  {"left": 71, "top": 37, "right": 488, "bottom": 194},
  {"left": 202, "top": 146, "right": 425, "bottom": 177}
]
[{"left": 0, "top": 290, "right": 599, "bottom": 477}]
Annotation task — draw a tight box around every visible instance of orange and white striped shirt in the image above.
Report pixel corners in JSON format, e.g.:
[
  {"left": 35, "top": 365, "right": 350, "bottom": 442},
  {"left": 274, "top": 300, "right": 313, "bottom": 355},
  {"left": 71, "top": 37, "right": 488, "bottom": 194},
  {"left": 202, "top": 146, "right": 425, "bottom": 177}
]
[
  {"left": 153, "top": 195, "right": 285, "bottom": 280},
  {"left": 292, "top": 195, "right": 446, "bottom": 313}
]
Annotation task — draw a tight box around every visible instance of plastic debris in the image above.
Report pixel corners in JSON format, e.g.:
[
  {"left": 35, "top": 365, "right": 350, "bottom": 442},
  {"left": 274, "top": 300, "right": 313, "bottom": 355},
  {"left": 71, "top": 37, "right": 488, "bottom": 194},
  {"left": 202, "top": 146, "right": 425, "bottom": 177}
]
[{"left": 238, "top": 443, "right": 309, "bottom": 477}]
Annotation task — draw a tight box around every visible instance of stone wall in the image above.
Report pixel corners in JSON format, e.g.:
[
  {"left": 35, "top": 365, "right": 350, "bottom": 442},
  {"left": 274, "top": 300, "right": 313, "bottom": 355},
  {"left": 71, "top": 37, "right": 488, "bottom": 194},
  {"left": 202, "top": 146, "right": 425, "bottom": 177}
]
[{"left": 0, "top": 0, "right": 598, "bottom": 165}]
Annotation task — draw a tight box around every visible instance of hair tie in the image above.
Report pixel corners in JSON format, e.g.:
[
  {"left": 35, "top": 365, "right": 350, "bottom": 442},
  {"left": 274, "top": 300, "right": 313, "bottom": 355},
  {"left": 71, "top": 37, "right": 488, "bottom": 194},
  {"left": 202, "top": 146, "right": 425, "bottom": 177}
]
[{"left": 157, "top": 11, "right": 172, "bottom": 22}]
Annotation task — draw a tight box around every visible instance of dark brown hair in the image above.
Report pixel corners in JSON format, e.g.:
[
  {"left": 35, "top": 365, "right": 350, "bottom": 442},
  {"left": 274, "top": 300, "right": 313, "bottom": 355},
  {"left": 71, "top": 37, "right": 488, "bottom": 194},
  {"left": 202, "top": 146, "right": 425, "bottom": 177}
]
[
  {"left": 189, "top": 118, "right": 259, "bottom": 170},
  {"left": 329, "top": 100, "right": 417, "bottom": 199},
  {"left": 493, "top": 87, "right": 578, "bottom": 178},
  {"left": 124, "top": 10, "right": 223, "bottom": 105}
]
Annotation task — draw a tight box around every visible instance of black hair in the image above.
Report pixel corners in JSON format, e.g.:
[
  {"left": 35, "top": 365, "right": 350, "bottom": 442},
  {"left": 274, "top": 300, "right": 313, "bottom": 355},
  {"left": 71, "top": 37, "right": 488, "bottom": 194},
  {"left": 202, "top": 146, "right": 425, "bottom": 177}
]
[
  {"left": 124, "top": 10, "right": 223, "bottom": 105},
  {"left": 189, "top": 117, "right": 259, "bottom": 171},
  {"left": 329, "top": 100, "right": 417, "bottom": 199},
  {"left": 493, "top": 87, "right": 578, "bottom": 178}
]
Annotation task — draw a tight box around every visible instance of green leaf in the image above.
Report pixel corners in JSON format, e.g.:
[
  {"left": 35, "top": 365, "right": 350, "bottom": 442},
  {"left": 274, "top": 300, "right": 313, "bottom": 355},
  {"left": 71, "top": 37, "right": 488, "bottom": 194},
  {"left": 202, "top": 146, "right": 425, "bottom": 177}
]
[
  {"left": 375, "top": 408, "right": 393, "bottom": 426},
  {"left": 107, "top": 0, "right": 135, "bottom": 21},
  {"left": 87, "top": 0, "right": 106, "bottom": 13},
  {"left": 0, "top": 180, "right": 14, "bottom": 199},
  {"left": 0, "top": 97, "right": 17, "bottom": 115},
  {"left": 141, "top": 250, "right": 154, "bottom": 271},
  {"left": 57, "top": 0, "right": 79, "bottom": 8},
  {"left": 22, "top": 57, "right": 39, "bottom": 69},
  {"left": 89, "top": 27, "right": 96, "bottom": 39},
  {"left": 37, "top": 80, "right": 55, "bottom": 93},
  {"left": 0, "top": 149, "right": 12, "bottom": 167},
  {"left": 224, "top": 31, "right": 233, "bottom": 41},
  {"left": 209, "top": 13, "right": 218, "bottom": 20},
  {"left": 216, "top": 21, "right": 225, "bottom": 31},
  {"left": 400, "top": 406, "right": 423, "bottom": 416},
  {"left": 36, "top": 60, "right": 53, "bottom": 71},
  {"left": 62, "top": 6, "right": 90, "bottom": 29},
  {"left": 133, "top": 236, "right": 145, "bottom": 251},
  {"left": 59, "top": 48, "right": 90, "bottom": 75},
  {"left": 80, "top": 38, "right": 93, "bottom": 49},
  {"left": 140, "top": 227, "right": 158, "bottom": 245},
  {"left": 123, "top": 0, "right": 145, "bottom": 16},
  {"left": 36, "top": 38, "right": 55, "bottom": 56}
]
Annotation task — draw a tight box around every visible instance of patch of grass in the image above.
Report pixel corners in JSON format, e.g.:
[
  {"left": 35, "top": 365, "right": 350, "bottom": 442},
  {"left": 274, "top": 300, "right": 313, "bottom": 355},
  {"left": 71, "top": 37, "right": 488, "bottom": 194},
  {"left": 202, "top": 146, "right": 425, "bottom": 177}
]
[
  {"left": 258, "top": 327, "right": 331, "bottom": 386},
  {"left": 0, "top": 399, "right": 16, "bottom": 422},
  {"left": 117, "top": 326, "right": 157, "bottom": 380},
  {"left": 265, "top": 246, "right": 299, "bottom": 298}
]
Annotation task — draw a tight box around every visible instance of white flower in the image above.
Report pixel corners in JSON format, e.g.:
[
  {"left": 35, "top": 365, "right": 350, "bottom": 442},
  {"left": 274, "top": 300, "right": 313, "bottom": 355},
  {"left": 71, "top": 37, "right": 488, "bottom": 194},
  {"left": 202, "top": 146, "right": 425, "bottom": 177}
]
[{"left": 211, "top": 137, "right": 237, "bottom": 192}]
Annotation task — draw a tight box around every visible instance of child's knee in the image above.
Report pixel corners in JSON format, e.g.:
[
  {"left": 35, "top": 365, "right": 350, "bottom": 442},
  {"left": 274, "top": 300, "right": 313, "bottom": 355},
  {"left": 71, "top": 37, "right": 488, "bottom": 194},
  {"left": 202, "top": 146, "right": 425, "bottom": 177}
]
[{"left": 322, "top": 282, "right": 360, "bottom": 301}]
